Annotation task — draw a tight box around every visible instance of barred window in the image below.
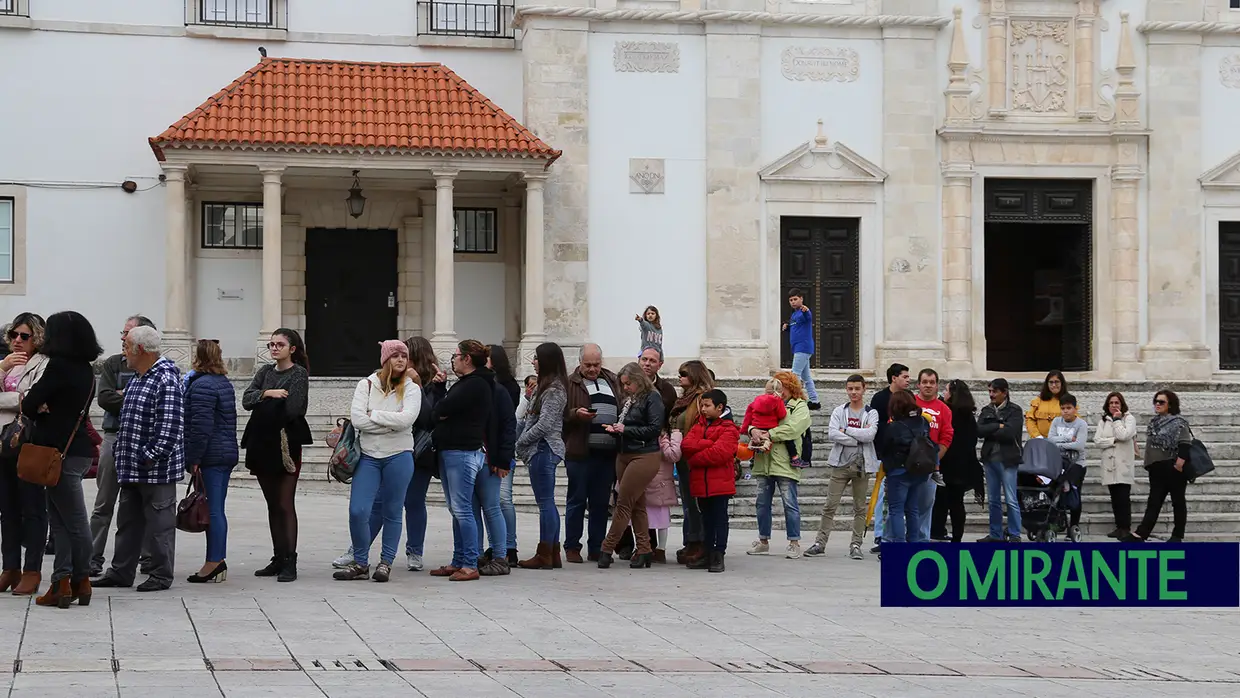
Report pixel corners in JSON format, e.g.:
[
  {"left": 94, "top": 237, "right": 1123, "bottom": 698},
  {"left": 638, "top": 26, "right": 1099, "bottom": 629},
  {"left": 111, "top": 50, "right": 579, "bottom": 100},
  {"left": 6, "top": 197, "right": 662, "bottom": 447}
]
[
  {"left": 203, "top": 203, "right": 263, "bottom": 249},
  {"left": 0, "top": 198, "right": 12, "bottom": 282},
  {"left": 453, "top": 208, "right": 498, "bottom": 254}
]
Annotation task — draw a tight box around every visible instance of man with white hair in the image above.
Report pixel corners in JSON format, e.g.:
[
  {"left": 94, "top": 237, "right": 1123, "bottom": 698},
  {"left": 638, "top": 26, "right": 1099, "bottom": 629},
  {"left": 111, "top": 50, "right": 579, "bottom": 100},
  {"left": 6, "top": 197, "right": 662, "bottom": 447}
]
[
  {"left": 561, "top": 344, "right": 620, "bottom": 563},
  {"left": 93, "top": 326, "right": 184, "bottom": 592}
]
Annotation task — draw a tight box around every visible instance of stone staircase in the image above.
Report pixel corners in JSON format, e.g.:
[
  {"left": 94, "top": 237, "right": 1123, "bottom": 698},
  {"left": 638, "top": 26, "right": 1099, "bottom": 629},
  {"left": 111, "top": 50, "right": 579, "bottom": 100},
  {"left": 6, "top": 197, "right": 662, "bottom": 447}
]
[{"left": 231, "top": 378, "right": 1240, "bottom": 541}]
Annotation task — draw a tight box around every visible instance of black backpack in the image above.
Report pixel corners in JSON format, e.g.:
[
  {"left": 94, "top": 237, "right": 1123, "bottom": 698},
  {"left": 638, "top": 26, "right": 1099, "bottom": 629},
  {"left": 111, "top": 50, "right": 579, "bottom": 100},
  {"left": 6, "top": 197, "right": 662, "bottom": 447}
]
[{"left": 904, "top": 419, "right": 938, "bottom": 476}]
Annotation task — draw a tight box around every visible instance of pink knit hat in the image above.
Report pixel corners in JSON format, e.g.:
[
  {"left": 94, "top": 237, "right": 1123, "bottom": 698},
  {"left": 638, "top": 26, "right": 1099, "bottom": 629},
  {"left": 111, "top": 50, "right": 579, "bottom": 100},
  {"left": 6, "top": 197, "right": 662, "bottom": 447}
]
[{"left": 379, "top": 340, "right": 408, "bottom": 366}]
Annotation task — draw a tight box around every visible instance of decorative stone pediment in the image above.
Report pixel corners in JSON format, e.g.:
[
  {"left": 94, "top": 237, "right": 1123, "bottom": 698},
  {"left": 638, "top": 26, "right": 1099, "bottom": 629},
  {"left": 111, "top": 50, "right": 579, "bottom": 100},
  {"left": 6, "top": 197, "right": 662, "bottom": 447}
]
[
  {"left": 759, "top": 123, "right": 887, "bottom": 185},
  {"left": 1200, "top": 152, "right": 1240, "bottom": 189}
]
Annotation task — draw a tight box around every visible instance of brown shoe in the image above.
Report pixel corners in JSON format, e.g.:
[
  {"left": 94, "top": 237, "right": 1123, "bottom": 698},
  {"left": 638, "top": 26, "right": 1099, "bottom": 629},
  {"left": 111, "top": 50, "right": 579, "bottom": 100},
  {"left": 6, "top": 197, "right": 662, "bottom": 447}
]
[
  {"left": 551, "top": 543, "right": 563, "bottom": 569},
  {"left": 678, "top": 543, "right": 704, "bottom": 565},
  {"left": 0, "top": 569, "right": 19, "bottom": 593},
  {"left": 70, "top": 578, "right": 92, "bottom": 607},
  {"left": 517, "top": 542, "right": 553, "bottom": 570},
  {"left": 448, "top": 568, "right": 480, "bottom": 582},
  {"left": 12, "top": 571, "right": 40, "bottom": 596},
  {"left": 587, "top": 552, "right": 599, "bottom": 562},
  {"left": 651, "top": 549, "right": 667, "bottom": 564},
  {"left": 565, "top": 549, "right": 584, "bottom": 564},
  {"left": 35, "top": 578, "right": 72, "bottom": 608},
  {"left": 429, "top": 565, "right": 461, "bottom": 577}
]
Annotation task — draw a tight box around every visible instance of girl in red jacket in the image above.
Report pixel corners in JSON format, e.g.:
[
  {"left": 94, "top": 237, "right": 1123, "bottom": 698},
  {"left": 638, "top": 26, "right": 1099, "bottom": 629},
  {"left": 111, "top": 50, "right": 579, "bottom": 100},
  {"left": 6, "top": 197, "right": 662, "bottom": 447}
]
[{"left": 681, "top": 389, "right": 740, "bottom": 573}]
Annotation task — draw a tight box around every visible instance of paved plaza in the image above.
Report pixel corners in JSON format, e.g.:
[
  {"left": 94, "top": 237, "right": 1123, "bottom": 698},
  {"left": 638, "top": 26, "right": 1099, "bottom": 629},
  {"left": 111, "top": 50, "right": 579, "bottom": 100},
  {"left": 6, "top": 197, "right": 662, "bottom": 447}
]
[{"left": 1, "top": 479, "right": 1238, "bottom": 697}]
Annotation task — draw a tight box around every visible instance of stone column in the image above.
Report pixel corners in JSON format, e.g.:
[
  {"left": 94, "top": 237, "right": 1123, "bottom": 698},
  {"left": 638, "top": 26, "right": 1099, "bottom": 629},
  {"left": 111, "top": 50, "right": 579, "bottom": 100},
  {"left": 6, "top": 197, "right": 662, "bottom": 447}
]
[
  {"left": 1074, "top": 0, "right": 1097, "bottom": 120},
  {"left": 161, "top": 164, "right": 192, "bottom": 368},
  {"left": 942, "top": 169, "right": 975, "bottom": 375},
  {"left": 986, "top": 0, "right": 1009, "bottom": 117},
  {"left": 1142, "top": 28, "right": 1211, "bottom": 378},
  {"left": 698, "top": 23, "right": 769, "bottom": 376},
  {"left": 521, "top": 17, "right": 589, "bottom": 343},
  {"left": 430, "top": 171, "right": 458, "bottom": 360},
  {"left": 255, "top": 166, "right": 284, "bottom": 364},
  {"left": 878, "top": 21, "right": 946, "bottom": 369},
  {"left": 503, "top": 196, "right": 522, "bottom": 356},
  {"left": 518, "top": 174, "right": 547, "bottom": 368},
  {"left": 1111, "top": 169, "right": 1142, "bottom": 378},
  {"left": 419, "top": 191, "right": 436, "bottom": 336},
  {"left": 399, "top": 216, "right": 424, "bottom": 338}
]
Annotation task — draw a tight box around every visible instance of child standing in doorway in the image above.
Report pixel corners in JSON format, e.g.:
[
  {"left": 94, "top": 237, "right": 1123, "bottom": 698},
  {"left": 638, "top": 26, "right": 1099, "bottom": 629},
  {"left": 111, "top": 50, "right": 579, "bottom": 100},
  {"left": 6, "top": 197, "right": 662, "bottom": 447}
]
[
  {"left": 636, "top": 306, "right": 663, "bottom": 357},
  {"left": 781, "top": 290, "right": 821, "bottom": 410}
]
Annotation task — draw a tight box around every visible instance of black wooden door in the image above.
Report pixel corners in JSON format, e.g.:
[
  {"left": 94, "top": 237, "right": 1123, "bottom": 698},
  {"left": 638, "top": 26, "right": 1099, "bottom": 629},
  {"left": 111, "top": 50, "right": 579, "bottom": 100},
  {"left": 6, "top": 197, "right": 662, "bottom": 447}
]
[
  {"left": 1220, "top": 223, "right": 1240, "bottom": 369},
  {"left": 305, "top": 229, "right": 399, "bottom": 377},
  {"left": 780, "top": 217, "right": 859, "bottom": 369}
]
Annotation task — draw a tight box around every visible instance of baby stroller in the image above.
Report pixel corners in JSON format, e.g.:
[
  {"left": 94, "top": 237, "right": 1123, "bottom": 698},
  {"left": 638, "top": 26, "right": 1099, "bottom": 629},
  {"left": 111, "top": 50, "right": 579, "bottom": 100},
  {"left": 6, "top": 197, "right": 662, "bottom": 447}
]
[{"left": 1017, "top": 439, "right": 1086, "bottom": 543}]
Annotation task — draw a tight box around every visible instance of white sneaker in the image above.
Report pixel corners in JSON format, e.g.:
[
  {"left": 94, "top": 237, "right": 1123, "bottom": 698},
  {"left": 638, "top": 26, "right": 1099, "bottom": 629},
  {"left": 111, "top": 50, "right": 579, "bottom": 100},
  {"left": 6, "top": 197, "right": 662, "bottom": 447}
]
[
  {"left": 406, "top": 552, "right": 424, "bottom": 572},
  {"left": 332, "top": 547, "right": 354, "bottom": 569},
  {"left": 931, "top": 472, "right": 946, "bottom": 487},
  {"left": 746, "top": 540, "right": 770, "bottom": 555},
  {"left": 785, "top": 542, "right": 803, "bottom": 560}
]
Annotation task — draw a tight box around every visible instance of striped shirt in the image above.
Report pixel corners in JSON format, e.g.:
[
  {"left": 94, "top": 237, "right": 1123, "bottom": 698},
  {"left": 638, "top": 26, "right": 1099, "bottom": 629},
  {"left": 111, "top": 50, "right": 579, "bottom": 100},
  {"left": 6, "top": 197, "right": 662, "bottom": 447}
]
[
  {"left": 115, "top": 357, "right": 185, "bottom": 485},
  {"left": 585, "top": 378, "right": 618, "bottom": 451}
]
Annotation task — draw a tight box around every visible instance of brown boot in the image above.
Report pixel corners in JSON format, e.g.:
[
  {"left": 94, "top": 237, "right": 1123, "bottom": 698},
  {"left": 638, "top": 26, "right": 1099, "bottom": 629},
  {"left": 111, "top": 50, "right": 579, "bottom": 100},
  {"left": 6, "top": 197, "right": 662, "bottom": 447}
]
[
  {"left": 70, "top": 578, "right": 92, "bottom": 607},
  {"left": 12, "top": 571, "right": 40, "bottom": 596},
  {"left": 680, "top": 543, "right": 704, "bottom": 566},
  {"left": 551, "top": 543, "right": 562, "bottom": 569},
  {"left": 565, "top": 549, "right": 584, "bottom": 564},
  {"left": 517, "top": 542, "right": 553, "bottom": 570},
  {"left": 651, "top": 549, "right": 667, "bottom": 564},
  {"left": 0, "top": 569, "right": 19, "bottom": 593},
  {"left": 35, "top": 578, "right": 72, "bottom": 608}
]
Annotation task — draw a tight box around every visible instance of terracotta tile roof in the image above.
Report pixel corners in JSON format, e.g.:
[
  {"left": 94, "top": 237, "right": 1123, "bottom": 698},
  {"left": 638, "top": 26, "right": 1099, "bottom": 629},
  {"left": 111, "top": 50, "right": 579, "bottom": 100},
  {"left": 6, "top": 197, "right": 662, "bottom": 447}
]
[{"left": 149, "top": 58, "right": 559, "bottom": 162}]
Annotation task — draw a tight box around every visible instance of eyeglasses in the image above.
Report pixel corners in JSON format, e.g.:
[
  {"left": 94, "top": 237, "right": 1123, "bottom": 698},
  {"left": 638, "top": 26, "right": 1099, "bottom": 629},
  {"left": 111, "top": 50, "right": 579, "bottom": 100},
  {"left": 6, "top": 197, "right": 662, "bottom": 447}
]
[
  {"left": 6, "top": 331, "right": 30, "bottom": 341},
  {"left": 678, "top": 371, "right": 688, "bottom": 377},
  {"left": 267, "top": 342, "right": 288, "bottom": 350},
  {"left": 1153, "top": 399, "right": 1168, "bottom": 406}
]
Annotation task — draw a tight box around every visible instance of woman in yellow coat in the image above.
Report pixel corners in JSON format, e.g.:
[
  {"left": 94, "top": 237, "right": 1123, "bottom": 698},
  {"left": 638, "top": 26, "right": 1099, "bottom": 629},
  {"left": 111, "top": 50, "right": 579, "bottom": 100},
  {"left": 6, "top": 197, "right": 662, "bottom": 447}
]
[{"left": 1025, "top": 370, "right": 1067, "bottom": 439}]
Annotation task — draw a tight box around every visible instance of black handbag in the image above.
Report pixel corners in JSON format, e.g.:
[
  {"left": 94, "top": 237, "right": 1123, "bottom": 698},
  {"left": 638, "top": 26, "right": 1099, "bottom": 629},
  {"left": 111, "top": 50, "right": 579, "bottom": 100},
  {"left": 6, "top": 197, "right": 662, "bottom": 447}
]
[
  {"left": 1186, "top": 429, "right": 1215, "bottom": 483},
  {"left": 176, "top": 468, "right": 210, "bottom": 533},
  {"left": 0, "top": 414, "right": 33, "bottom": 460}
]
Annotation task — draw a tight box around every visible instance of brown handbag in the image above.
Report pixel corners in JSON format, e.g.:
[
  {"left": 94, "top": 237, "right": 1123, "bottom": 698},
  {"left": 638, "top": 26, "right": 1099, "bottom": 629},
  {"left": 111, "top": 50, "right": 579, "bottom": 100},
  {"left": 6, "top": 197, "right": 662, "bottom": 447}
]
[{"left": 16, "top": 385, "right": 95, "bottom": 488}]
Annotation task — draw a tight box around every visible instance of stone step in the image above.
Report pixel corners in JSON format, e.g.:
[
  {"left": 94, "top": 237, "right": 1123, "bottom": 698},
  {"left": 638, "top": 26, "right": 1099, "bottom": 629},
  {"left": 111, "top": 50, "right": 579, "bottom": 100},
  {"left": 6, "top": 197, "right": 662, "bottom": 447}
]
[{"left": 725, "top": 512, "right": 1240, "bottom": 538}]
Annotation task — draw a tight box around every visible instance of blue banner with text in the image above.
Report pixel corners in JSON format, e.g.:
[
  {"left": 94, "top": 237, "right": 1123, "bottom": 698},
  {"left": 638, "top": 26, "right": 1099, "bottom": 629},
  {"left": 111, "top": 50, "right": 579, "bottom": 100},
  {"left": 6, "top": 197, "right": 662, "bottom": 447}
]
[{"left": 880, "top": 543, "right": 1240, "bottom": 607}]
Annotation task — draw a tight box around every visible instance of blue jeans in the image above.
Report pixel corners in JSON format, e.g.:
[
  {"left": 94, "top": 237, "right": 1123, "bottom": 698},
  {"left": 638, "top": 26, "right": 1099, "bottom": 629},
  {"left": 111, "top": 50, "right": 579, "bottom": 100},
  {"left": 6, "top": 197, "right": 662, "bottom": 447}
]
[
  {"left": 791, "top": 352, "right": 819, "bottom": 402},
  {"left": 564, "top": 451, "right": 616, "bottom": 555},
  {"left": 472, "top": 465, "right": 507, "bottom": 558},
  {"left": 200, "top": 465, "right": 233, "bottom": 562},
  {"left": 500, "top": 461, "right": 517, "bottom": 551},
  {"left": 349, "top": 452, "right": 415, "bottom": 566},
  {"left": 441, "top": 449, "right": 485, "bottom": 568},
  {"left": 872, "top": 476, "right": 886, "bottom": 539},
  {"left": 884, "top": 468, "right": 931, "bottom": 543},
  {"left": 985, "top": 461, "right": 1022, "bottom": 538},
  {"left": 918, "top": 478, "right": 935, "bottom": 541},
  {"left": 755, "top": 476, "right": 801, "bottom": 540},
  {"left": 366, "top": 466, "right": 433, "bottom": 556},
  {"left": 527, "top": 441, "right": 562, "bottom": 544}
]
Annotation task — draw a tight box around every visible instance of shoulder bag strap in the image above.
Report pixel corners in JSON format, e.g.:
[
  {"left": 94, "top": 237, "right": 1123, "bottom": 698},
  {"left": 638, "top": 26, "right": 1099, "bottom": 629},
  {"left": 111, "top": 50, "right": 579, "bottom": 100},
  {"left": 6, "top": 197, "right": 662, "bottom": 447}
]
[{"left": 60, "top": 383, "right": 96, "bottom": 454}]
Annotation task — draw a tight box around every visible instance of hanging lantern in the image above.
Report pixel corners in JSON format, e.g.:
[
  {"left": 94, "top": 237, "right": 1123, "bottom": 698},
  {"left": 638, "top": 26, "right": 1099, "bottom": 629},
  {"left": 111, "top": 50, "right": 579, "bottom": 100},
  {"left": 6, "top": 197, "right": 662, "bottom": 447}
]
[{"left": 346, "top": 170, "right": 366, "bottom": 219}]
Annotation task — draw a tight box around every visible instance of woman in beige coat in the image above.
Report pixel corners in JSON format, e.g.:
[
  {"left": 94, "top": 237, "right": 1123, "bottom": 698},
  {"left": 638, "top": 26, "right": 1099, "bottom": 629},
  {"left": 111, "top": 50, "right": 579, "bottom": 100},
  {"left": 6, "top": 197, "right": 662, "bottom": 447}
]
[{"left": 1094, "top": 391, "right": 1138, "bottom": 539}]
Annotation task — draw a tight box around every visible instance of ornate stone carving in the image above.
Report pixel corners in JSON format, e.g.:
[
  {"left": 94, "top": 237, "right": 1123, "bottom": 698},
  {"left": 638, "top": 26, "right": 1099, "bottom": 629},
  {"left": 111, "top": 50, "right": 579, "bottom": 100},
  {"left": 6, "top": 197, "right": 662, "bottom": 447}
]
[
  {"left": 1221, "top": 55, "right": 1240, "bottom": 88},
  {"left": 1009, "top": 20, "right": 1071, "bottom": 113},
  {"left": 613, "top": 41, "right": 680, "bottom": 73},
  {"left": 629, "top": 158, "right": 666, "bottom": 194},
  {"left": 1096, "top": 69, "right": 1117, "bottom": 123},
  {"left": 780, "top": 47, "right": 860, "bottom": 83}
]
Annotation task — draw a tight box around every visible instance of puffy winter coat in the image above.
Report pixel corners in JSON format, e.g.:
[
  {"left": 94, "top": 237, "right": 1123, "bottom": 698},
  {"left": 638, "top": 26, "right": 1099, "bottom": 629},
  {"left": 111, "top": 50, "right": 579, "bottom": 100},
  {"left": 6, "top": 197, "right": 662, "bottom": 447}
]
[
  {"left": 645, "top": 430, "right": 681, "bottom": 507},
  {"left": 682, "top": 409, "right": 740, "bottom": 498},
  {"left": 184, "top": 372, "right": 239, "bottom": 469}
]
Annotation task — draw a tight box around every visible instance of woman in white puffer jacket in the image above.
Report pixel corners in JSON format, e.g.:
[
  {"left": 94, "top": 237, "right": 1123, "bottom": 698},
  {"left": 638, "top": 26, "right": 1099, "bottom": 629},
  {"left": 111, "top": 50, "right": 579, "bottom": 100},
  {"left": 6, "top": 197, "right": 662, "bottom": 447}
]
[
  {"left": 1094, "top": 391, "right": 1138, "bottom": 540},
  {"left": 334, "top": 341, "right": 422, "bottom": 583}
]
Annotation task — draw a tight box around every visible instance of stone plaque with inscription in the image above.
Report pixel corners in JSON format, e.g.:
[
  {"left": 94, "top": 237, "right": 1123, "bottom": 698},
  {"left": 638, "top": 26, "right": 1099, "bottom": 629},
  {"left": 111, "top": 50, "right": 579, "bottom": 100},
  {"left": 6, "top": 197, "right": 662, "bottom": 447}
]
[
  {"left": 1222, "top": 55, "right": 1240, "bottom": 89},
  {"left": 629, "top": 158, "right": 665, "bottom": 194},
  {"left": 1009, "top": 20, "right": 1071, "bottom": 113},
  {"left": 780, "top": 47, "right": 860, "bottom": 83},
  {"left": 614, "top": 41, "right": 680, "bottom": 74}
]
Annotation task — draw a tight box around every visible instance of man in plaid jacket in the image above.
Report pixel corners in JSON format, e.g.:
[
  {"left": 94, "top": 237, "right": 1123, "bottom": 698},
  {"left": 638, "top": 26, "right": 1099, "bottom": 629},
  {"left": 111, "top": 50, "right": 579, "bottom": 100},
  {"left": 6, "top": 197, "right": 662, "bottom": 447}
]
[{"left": 94, "top": 326, "right": 184, "bottom": 592}]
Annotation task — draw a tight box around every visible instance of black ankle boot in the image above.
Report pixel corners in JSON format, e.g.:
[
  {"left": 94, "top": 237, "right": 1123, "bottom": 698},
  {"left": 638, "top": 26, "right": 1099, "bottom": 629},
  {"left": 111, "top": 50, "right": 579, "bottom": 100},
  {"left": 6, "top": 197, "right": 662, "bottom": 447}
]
[
  {"left": 277, "top": 553, "right": 298, "bottom": 582},
  {"left": 507, "top": 549, "right": 519, "bottom": 566},
  {"left": 708, "top": 551, "right": 725, "bottom": 573},
  {"left": 597, "top": 552, "right": 614, "bottom": 569},
  {"left": 254, "top": 554, "right": 283, "bottom": 577}
]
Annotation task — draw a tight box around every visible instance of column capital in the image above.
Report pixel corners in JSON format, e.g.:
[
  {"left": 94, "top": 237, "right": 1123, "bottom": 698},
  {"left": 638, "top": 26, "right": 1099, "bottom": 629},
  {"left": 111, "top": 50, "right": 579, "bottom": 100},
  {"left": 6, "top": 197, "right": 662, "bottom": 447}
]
[
  {"left": 432, "top": 170, "right": 459, "bottom": 184},
  {"left": 258, "top": 166, "right": 285, "bottom": 184},
  {"left": 160, "top": 163, "right": 189, "bottom": 180},
  {"left": 523, "top": 172, "right": 547, "bottom": 189}
]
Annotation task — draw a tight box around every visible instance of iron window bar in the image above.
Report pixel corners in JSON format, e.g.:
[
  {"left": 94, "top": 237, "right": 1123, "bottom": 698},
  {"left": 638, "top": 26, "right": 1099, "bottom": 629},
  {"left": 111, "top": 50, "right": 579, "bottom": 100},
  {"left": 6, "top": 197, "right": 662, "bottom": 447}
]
[
  {"left": 0, "top": 0, "right": 28, "bottom": 17},
  {"left": 186, "top": 0, "right": 287, "bottom": 29},
  {"left": 419, "top": 1, "right": 516, "bottom": 39}
]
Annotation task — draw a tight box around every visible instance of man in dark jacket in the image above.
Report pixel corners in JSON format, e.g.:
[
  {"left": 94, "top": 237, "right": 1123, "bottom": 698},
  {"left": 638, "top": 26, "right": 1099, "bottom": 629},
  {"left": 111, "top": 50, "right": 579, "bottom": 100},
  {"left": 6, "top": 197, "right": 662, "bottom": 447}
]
[
  {"left": 976, "top": 377, "right": 1024, "bottom": 543},
  {"left": 89, "top": 315, "right": 154, "bottom": 577},
  {"left": 867, "top": 363, "right": 908, "bottom": 550},
  {"left": 429, "top": 339, "right": 494, "bottom": 582},
  {"left": 476, "top": 378, "right": 515, "bottom": 575},
  {"left": 639, "top": 348, "right": 677, "bottom": 418},
  {"left": 562, "top": 344, "right": 619, "bottom": 563}
]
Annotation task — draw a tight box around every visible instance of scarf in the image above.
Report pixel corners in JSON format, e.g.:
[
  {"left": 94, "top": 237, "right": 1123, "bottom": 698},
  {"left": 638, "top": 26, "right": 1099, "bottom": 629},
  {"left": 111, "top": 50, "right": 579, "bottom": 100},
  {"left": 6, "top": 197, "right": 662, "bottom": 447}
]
[
  {"left": 1147, "top": 413, "right": 1188, "bottom": 452},
  {"left": 670, "top": 388, "right": 702, "bottom": 431},
  {"left": 617, "top": 396, "right": 635, "bottom": 425}
]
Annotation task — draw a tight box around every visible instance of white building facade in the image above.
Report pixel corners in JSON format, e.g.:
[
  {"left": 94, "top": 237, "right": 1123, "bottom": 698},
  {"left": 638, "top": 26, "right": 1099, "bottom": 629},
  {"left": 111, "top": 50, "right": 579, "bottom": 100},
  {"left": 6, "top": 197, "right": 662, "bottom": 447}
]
[{"left": 3, "top": 0, "right": 1240, "bottom": 381}]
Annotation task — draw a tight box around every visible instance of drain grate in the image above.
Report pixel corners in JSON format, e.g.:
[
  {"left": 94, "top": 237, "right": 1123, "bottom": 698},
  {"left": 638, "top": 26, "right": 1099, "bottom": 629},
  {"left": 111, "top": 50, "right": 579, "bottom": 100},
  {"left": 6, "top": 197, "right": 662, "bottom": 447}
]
[{"left": 308, "top": 657, "right": 381, "bottom": 671}]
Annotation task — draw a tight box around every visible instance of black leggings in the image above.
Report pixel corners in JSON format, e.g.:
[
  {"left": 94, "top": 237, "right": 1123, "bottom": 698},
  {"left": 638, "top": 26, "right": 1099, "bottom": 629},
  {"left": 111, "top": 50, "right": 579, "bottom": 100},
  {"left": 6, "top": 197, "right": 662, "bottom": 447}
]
[
  {"left": 1107, "top": 483, "right": 1132, "bottom": 530},
  {"left": 1137, "top": 463, "right": 1188, "bottom": 540},
  {"left": 930, "top": 483, "right": 969, "bottom": 542},
  {"left": 257, "top": 471, "right": 299, "bottom": 556}
]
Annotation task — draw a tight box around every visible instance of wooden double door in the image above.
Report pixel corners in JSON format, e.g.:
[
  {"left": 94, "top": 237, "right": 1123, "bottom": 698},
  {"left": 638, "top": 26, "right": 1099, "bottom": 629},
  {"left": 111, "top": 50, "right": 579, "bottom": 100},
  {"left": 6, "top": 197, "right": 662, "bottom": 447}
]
[
  {"left": 305, "top": 229, "right": 399, "bottom": 377},
  {"left": 779, "top": 217, "right": 860, "bottom": 369}
]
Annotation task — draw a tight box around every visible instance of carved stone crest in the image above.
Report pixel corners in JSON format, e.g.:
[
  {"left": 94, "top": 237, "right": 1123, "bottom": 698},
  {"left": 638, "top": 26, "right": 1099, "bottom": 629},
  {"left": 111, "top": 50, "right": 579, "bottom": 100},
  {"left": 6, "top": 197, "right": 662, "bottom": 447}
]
[
  {"left": 1222, "top": 55, "right": 1240, "bottom": 89},
  {"left": 629, "top": 158, "right": 665, "bottom": 194},
  {"left": 1009, "top": 20, "right": 1070, "bottom": 113},
  {"left": 614, "top": 41, "right": 680, "bottom": 74},
  {"left": 780, "top": 47, "right": 860, "bottom": 83}
]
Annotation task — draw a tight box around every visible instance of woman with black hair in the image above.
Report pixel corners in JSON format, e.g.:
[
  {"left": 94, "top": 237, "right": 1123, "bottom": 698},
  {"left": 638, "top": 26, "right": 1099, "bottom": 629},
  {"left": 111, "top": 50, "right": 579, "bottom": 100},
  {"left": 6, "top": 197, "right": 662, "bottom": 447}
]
[
  {"left": 241, "top": 328, "right": 311, "bottom": 582},
  {"left": 1026, "top": 370, "right": 1067, "bottom": 439},
  {"left": 931, "top": 379, "right": 980, "bottom": 543},
  {"left": 1127, "top": 390, "right": 1192, "bottom": 542},
  {"left": 515, "top": 342, "right": 568, "bottom": 570},
  {"left": 19, "top": 311, "right": 102, "bottom": 607}
]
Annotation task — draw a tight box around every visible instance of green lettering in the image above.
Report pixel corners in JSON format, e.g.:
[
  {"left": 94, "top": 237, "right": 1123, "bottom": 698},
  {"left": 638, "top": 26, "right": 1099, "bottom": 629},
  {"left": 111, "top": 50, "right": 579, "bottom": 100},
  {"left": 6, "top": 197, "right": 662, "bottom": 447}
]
[
  {"left": 908, "top": 550, "right": 948, "bottom": 600},
  {"left": 1128, "top": 550, "right": 1157, "bottom": 600},
  {"left": 1009, "top": 549, "right": 1019, "bottom": 600},
  {"left": 1091, "top": 550, "right": 1125, "bottom": 600},
  {"left": 1022, "top": 550, "right": 1054, "bottom": 600},
  {"left": 1158, "top": 550, "right": 1188, "bottom": 601},
  {"left": 960, "top": 550, "right": 1005, "bottom": 600},
  {"left": 1055, "top": 551, "right": 1089, "bottom": 601}
]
